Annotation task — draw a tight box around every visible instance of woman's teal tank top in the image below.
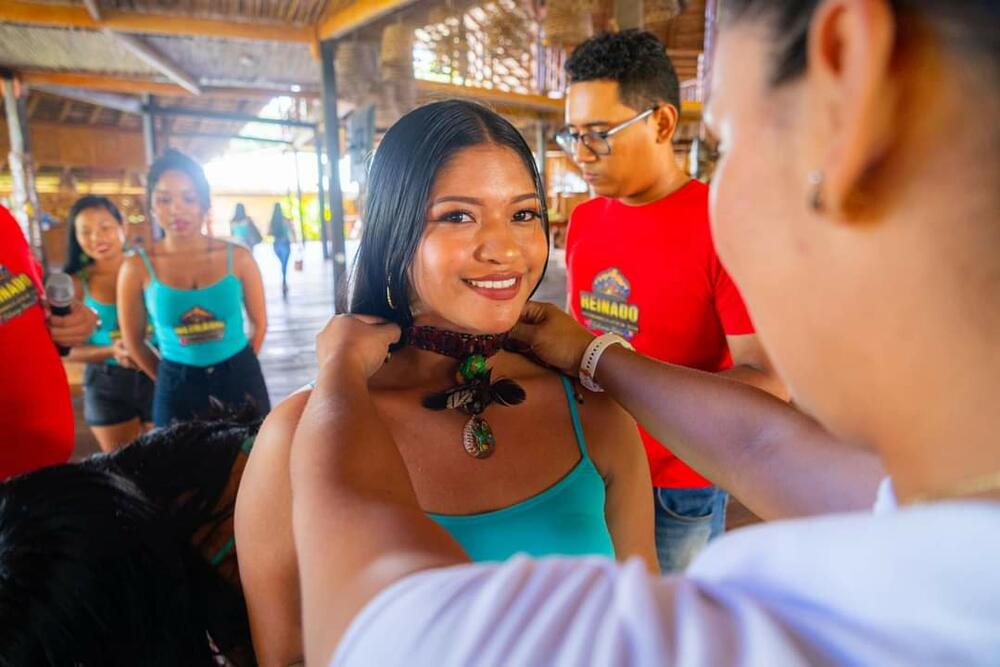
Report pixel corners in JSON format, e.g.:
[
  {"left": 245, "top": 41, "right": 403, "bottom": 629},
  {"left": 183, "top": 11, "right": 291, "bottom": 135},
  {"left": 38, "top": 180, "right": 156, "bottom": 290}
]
[
  {"left": 82, "top": 273, "right": 157, "bottom": 365},
  {"left": 137, "top": 245, "right": 248, "bottom": 367},
  {"left": 428, "top": 376, "right": 615, "bottom": 561}
]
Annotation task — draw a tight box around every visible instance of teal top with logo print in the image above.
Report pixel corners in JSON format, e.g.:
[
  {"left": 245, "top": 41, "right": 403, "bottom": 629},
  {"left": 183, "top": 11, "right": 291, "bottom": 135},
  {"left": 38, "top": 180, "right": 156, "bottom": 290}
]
[
  {"left": 136, "top": 245, "right": 247, "bottom": 367},
  {"left": 82, "top": 273, "right": 158, "bottom": 366}
]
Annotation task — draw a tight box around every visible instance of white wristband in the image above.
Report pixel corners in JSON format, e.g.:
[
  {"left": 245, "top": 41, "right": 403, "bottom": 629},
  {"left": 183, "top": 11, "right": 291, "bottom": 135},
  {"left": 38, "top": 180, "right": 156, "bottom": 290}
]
[{"left": 579, "top": 334, "right": 634, "bottom": 393}]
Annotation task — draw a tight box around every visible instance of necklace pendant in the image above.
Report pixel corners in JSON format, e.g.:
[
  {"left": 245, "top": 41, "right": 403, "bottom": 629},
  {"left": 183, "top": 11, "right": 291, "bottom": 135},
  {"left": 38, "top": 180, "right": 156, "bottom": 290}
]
[{"left": 462, "top": 415, "right": 496, "bottom": 459}]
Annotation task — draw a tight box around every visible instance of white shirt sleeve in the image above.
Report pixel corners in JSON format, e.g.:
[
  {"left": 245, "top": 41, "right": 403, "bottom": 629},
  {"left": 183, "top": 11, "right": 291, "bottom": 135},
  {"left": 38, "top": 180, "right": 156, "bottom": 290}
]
[{"left": 332, "top": 503, "right": 1000, "bottom": 667}]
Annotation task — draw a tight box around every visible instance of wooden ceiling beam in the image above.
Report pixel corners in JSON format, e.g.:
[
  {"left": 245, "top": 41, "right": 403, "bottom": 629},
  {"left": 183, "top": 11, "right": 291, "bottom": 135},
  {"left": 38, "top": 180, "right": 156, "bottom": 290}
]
[
  {"left": 33, "top": 85, "right": 143, "bottom": 115},
  {"left": 0, "top": 1, "right": 312, "bottom": 43},
  {"left": 316, "top": 0, "right": 422, "bottom": 41},
  {"left": 416, "top": 80, "right": 563, "bottom": 114},
  {"left": 17, "top": 71, "right": 319, "bottom": 100}
]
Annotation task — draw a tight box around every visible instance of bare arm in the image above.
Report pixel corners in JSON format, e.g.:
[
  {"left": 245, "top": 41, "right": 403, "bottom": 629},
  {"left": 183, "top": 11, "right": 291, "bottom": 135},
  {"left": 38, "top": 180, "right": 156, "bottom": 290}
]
[
  {"left": 117, "top": 255, "right": 159, "bottom": 380},
  {"left": 67, "top": 343, "right": 114, "bottom": 364},
  {"left": 512, "top": 303, "right": 883, "bottom": 521},
  {"left": 234, "top": 393, "right": 309, "bottom": 666},
  {"left": 290, "top": 316, "right": 467, "bottom": 665},
  {"left": 582, "top": 393, "right": 658, "bottom": 572},
  {"left": 235, "top": 246, "right": 267, "bottom": 354},
  {"left": 723, "top": 334, "right": 789, "bottom": 400}
]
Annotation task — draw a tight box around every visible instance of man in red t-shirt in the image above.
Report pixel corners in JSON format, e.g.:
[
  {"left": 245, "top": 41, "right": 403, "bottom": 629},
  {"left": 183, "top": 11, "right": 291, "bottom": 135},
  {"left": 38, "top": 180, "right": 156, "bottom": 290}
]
[
  {"left": 0, "top": 205, "right": 97, "bottom": 479},
  {"left": 559, "top": 31, "right": 787, "bottom": 572}
]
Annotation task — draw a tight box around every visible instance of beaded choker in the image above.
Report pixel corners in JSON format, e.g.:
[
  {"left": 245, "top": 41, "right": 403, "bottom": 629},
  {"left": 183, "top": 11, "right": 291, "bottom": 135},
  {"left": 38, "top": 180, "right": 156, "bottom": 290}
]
[{"left": 405, "top": 326, "right": 526, "bottom": 459}]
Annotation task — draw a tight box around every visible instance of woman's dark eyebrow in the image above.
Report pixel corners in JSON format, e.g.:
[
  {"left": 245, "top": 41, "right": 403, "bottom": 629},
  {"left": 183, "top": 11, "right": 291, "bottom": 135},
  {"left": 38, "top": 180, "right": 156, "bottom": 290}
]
[
  {"left": 511, "top": 193, "right": 540, "bottom": 204},
  {"left": 432, "top": 193, "right": 539, "bottom": 205},
  {"left": 432, "top": 196, "right": 481, "bottom": 205}
]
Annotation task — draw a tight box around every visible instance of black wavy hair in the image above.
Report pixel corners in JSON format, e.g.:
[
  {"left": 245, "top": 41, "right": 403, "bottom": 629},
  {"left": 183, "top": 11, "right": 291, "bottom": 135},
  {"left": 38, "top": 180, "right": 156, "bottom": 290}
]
[
  {"left": 720, "top": 0, "right": 998, "bottom": 85},
  {"left": 348, "top": 99, "right": 549, "bottom": 328},
  {"left": 63, "top": 195, "right": 124, "bottom": 275},
  {"left": 0, "top": 415, "right": 261, "bottom": 667},
  {"left": 565, "top": 29, "right": 681, "bottom": 112},
  {"left": 269, "top": 202, "right": 289, "bottom": 240},
  {"left": 147, "top": 148, "right": 212, "bottom": 216},
  {"left": 231, "top": 202, "right": 247, "bottom": 222}
]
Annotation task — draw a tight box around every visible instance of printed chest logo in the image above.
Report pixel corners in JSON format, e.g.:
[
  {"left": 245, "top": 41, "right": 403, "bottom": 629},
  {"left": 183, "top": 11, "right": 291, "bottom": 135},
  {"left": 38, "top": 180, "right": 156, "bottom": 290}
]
[
  {"left": 0, "top": 264, "right": 40, "bottom": 325},
  {"left": 578, "top": 267, "right": 640, "bottom": 339},
  {"left": 175, "top": 306, "right": 225, "bottom": 345},
  {"left": 108, "top": 324, "right": 154, "bottom": 340}
]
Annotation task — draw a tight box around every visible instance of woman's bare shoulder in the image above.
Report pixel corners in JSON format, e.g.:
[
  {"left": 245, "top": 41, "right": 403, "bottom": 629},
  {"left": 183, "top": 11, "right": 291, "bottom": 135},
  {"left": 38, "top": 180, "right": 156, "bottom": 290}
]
[
  {"left": 249, "top": 390, "right": 311, "bottom": 460},
  {"left": 237, "top": 390, "right": 312, "bottom": 520}
]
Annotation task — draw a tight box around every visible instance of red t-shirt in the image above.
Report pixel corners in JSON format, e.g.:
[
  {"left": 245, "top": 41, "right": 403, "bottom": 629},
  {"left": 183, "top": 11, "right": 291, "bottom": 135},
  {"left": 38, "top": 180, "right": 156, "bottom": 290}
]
[
  {"left": 566, "top": 180, "right": 753, "bottom": 488},
  {"left": 0, "top": 206, "right": 74, "bottom": 479}
]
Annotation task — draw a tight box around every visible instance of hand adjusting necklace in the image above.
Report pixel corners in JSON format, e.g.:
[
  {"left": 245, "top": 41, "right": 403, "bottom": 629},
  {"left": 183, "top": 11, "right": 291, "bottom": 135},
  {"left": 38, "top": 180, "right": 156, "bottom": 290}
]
[{"left": 405, "top": 326, "right": 526, "bottom": 459}]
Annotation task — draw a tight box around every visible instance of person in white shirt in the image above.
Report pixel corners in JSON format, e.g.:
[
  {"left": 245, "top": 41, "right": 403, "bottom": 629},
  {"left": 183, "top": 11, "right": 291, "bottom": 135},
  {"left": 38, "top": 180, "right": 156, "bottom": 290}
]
[{"left": 282, "top": 0, "right": 1000, "bottom": 665}]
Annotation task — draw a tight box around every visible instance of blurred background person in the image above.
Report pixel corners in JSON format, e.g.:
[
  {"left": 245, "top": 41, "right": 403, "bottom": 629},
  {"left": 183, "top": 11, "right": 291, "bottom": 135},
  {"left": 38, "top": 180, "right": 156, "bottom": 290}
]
[
  {"left": 1, "top": 204, "right": 97, "bottom": 480},
  {"left": 118, "top": 149, "right": 270, "bottom": 427},
  {"left": 64, "top": 195, "right": 155, "bottom": 452},
  {"left": 0, "top": 415, "right": 260, "bottom": 666},
  {"left": 268, "top": 202, "right": 296, "bottom": 299},
  {"left": 230, "top": 202, "right": 262, "bottom": 251}
]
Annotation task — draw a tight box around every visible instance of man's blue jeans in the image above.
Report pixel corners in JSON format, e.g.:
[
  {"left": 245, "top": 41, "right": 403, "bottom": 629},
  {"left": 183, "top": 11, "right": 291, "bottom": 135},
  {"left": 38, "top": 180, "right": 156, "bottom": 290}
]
[{"left": 653, "top": 485, "right": 728, "bottom": 573}]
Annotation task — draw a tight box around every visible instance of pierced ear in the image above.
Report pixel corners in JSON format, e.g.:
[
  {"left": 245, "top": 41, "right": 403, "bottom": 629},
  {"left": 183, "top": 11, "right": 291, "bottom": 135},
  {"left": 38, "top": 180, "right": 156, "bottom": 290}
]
[
  {"left": 809, "top": 0, "right": 898, "bottom": 218},
  {"left": 654, "top": 104, "right": 680, "bottom": 144}
]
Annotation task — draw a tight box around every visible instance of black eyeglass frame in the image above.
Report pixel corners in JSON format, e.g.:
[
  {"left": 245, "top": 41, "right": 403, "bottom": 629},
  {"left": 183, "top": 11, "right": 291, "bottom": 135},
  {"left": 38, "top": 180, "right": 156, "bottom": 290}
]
[{"left": 554, "top": 106, "right": 658, "bottom": 157}]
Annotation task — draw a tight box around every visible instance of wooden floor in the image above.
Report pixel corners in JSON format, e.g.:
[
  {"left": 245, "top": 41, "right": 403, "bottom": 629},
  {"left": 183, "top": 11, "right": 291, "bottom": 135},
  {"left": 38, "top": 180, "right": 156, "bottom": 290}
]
[{"left": 69, "top": 241, "right": 759, "bottom": 529}]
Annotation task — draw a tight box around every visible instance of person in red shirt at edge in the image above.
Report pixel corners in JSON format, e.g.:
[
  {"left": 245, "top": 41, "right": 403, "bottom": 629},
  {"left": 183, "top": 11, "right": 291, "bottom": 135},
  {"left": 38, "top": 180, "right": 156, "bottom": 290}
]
[
  {"left": 558, "top": 30, "right": 788, "bottom": 573},
  {"left": 0, "top": 204, "right": 98, "bottom": 479}
]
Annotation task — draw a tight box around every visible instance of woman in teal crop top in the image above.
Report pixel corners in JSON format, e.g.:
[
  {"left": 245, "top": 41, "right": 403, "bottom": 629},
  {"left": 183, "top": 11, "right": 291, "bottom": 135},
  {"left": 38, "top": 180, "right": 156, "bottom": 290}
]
[
  {"left": 235, "top": 101, "right": 657, "bottom": 666},
  {"left": 64, "top": 195, "right": 156, "bottom": 452},
  {"left": 118, "top": 149, "right": 270, "bottom": 427}
]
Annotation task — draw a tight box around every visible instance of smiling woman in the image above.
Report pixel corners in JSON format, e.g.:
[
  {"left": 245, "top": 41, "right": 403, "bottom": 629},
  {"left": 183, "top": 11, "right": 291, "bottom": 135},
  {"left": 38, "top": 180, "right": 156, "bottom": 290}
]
[
  {"left": 234, "top": 100, "right": 658, "bottom": 665},
  {"left": 64, "top": 195, "right": 156, "bottom": 452}
]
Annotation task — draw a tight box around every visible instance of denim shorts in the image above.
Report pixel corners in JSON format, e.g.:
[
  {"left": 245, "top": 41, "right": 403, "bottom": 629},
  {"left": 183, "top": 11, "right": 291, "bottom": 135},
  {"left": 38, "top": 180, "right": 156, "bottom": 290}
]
[
  {"left": 152, "top": 344, "right": 271, "bottom": 427},
  {"left": 83, "top": 363, "right": 155, "bottom": 426},
  {"left": 653, "top": 485, "right": 728, "bottom": 574}
]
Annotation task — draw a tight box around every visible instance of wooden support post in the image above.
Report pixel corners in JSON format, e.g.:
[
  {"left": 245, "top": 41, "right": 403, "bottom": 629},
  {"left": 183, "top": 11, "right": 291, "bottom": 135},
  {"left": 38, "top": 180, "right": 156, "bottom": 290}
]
[
  {"left": 315, "top": 141, "right": 329, "bottom": 259},
  {"left": 3, "top": 78, "right": 45, "bottom": 264},
  {"left": 320, "top": 39, "right": 347, "bottom": 309},
  {"left": 142, "top": 94, "right": 157, "bottom": 165},
  {"left": 292, "top": 146, "right": 307, "bottom": 244},
  {"left": 535, "top": 118, "right": 547, "bottom": 187}
]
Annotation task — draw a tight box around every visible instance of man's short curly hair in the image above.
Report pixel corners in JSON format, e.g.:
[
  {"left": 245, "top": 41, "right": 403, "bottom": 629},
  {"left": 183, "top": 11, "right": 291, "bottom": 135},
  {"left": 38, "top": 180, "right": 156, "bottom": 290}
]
[{"left": 564, "top": 30, "right": 681, "bottom": 112}]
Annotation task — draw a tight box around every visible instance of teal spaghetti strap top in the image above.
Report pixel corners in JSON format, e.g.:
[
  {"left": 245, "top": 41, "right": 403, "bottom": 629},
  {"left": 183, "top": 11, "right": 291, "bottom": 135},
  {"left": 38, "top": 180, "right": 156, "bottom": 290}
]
[
  {"left": 82, "top": 278, "right": 120, "bottom": 363},
  {"left": 428, "top": 376, "right": 615, "bottom": 562},
  {"left": 137, "top": 245, "right": 248, "bottom": 367},
  {"left": 82, "top": 273, "right": 157, "bottom": 365}
]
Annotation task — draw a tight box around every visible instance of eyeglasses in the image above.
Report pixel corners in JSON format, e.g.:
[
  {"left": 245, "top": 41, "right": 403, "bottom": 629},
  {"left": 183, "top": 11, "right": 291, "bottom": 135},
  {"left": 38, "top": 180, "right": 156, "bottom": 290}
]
[{"left": 554, "top": 107, "right": 657, "bottom": 158}]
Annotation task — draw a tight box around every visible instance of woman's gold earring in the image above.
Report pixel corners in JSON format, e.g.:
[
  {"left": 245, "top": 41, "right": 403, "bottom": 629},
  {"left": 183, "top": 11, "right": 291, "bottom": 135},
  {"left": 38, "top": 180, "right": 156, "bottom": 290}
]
[
  {"left": 386, "top": 284, "right": 395, "bottom": 310},
  {"left": 808, "top": 170, "right": 825, "bottom": 212}
]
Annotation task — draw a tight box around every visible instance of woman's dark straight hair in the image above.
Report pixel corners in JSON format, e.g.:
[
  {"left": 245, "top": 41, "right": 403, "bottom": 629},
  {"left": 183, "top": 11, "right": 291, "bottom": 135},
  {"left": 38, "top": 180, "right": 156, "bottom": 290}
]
[
  {"left": 0, "top": 415, "right": 262, "bottom": 666},
  {"left": 348, "top": 99, "right": 549, "bottom": 328},
  {"left": 720, "top": 0, "right": 998, "bottom": 86},
  {"left": 232, "top": 202, "right": 247, "bottom": 222},
  {"left": 63, "top": 195, "right": 124, "bottom": 276},
  {"left": 269, "top": 202, "right": 289, "bottom": 240}
]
